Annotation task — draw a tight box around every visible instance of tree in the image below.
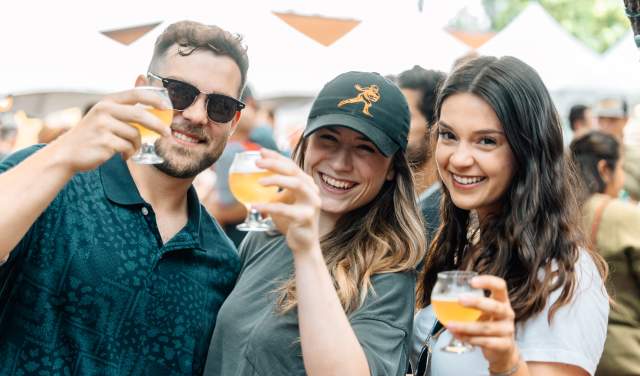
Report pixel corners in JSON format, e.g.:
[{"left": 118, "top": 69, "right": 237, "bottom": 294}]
[{"left": 481, "top": 0, "right": 630, "bottom": 53}]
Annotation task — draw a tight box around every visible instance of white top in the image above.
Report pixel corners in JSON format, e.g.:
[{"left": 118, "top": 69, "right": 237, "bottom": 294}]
[{"left": 411, "top": 251, "right": 609, "bottom": 375}]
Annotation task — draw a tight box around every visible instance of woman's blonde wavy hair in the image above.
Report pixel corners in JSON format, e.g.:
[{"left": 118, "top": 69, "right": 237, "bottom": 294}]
[{"left": 276, "top": 134, "right": 427, "bottom": 314}]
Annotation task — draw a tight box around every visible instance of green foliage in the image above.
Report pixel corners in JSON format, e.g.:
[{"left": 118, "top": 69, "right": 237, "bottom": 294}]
[{"left": 481, "top": 0, "right": 630, "bottom": 53}]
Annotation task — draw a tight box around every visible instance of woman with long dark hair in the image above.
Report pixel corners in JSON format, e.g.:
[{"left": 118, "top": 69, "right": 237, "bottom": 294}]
[
  {"left": 205, "top": 71, "right": 426, "bottom": 375},
  {"left": 571, "top": 131, "right": 640, "bottom": 375},
  {"left": 412, "top": 56, "right": 608, "bottom": 376}
]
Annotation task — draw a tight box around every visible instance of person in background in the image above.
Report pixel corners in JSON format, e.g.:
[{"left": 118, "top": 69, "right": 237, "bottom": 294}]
[
  {"left": 397, "top": 65, "right": 447, "bottom": 245},
  {"left": 0, "top": 20, "right": 246, "bottom": 374},
  {"left": 570, "top": 131, "right": 640, "bottom": 375},
  {"left": 37, "top": 102, "right": 98, "bottom": 145},
  {"left": 37, "top": 120, "right": 73, "bottom": 144},
  {"left": 0, "top": 117, "right": 17, "bottom": 160},
  {"left": 594, "top": 97, "right": 629, "bottom": 141},
  {"left": 205, "top": 71, "right": 426, "bottom": 376},
  {"left": 569, "top": 104, "right": 596, "bottom": 140},
  {"left": 593, "top": 96, "right": 640, "bottom": 202},
  {"left": 245, "top": 85, "right": 279, "bottom": 152},
  {"left": 413, "top": 56, "right": 608, "bottom": 376},
  {"left": 205, "top": 86, "right": 262, "bottom": 246}
]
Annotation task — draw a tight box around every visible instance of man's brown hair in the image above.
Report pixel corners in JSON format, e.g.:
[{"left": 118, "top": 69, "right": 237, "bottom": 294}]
[{"left": 150, "top": 20, "right": 249, "bottom": 95}]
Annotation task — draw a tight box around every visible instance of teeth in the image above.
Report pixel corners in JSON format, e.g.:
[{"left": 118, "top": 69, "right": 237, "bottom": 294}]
[
  {"left": 321, "top": 173, "right": 355, "bottom": 190},
  {"left": 453, "top": 175, "right": 484, "bottom": 185},
  {"left": 173, "top": 131, "right": 199, "bottom": 143}
]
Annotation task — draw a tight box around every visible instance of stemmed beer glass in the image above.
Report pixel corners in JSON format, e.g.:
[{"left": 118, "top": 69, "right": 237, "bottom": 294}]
[
  {"left": 431, "top": 271, "right": 484, "bottom": 353},
  {"left": 130, "top": 86, "right": 173, "bottom": 164},
  {"left": 229, "top": 151, "right": 279, "bottom": 231}
]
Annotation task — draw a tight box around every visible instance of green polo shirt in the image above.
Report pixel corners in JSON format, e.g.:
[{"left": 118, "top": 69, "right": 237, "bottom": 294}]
[{"left": 0, "top": 145, "right": 240, "bottom": 375}]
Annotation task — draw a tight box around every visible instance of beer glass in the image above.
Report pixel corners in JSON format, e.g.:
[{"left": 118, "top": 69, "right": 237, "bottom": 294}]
[
  {"left": 229, "top": 151, "right": 279, "bottom": 231},
  {"left": 130, "top": 86, "right": 173, "bottom": 164},
  {"left": 431, "top": 271, "right": 484, "bottom": 353}
]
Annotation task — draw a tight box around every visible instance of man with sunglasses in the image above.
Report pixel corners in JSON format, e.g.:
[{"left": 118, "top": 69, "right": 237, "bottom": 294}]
[{"left": 0, "top": 21, "right": 246, "bottom": 375}]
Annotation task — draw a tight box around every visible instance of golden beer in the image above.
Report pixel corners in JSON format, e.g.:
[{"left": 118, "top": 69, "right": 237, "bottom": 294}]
[
  {"left": 229, "top": 171, "right": 279, "bottom": 206},
  {"left": 132, "top": 107, "right": 173, "bottom": 141},
  {"left": 432, "top": 296, "right": 482, "bottom": 325}
]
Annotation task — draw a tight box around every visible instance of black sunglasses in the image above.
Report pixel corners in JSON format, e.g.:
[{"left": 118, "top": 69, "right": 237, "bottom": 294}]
[{"left": 148, "top": 71, "right": 245, "bottom": 123}]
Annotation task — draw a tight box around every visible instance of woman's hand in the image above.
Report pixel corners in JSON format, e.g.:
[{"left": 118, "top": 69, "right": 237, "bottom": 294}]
[
  {"left": 253, "top": 149, "right": 322, "bottom": 255},
  {"left": 447, "top": 275, "right": 521, "bottom": 373}
]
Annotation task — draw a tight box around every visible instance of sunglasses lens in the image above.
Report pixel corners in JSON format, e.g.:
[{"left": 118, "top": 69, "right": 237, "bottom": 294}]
[
  {"left": 207, "top": 95, "right": 238, "bottom": 123},
  {"left": 164, "top": 80, "right": 198, "bottom": 111}
]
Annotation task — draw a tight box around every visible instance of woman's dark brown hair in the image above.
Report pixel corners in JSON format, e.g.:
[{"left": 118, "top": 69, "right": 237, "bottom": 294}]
[
  {"left": 417, "top": 56, "right": 608, "bottom": 323},
  {"left": 570, "top": 131, "right": 621, "bottom": 200}
]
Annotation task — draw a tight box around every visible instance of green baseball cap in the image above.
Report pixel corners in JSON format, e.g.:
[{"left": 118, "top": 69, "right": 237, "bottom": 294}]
[{"left": 304, "top": 71, "right": 410, "bottom": 157}]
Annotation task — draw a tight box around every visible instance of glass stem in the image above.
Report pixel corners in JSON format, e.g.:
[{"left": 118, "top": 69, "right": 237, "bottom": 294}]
[{"left": 246, "top": 207, "right": 262, "bottom": 224}]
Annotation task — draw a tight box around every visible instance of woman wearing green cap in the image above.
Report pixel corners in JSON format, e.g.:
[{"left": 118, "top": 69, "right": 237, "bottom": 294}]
[
  {"left": 204, "top": 71, "right": 426, "bottom": 375},
  {"left": 411, "top": 56, "right": 608, "bottom": 376}
]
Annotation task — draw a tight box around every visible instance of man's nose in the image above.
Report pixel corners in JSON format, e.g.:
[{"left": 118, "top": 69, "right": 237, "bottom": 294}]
[{"left": 180, "top": 94, "right": 209, "bottom": 126}]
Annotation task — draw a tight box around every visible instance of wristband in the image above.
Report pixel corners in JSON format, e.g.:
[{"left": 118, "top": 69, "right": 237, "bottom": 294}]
[{"left": 489, "top": 355, "right": 521, "bottom": 376}]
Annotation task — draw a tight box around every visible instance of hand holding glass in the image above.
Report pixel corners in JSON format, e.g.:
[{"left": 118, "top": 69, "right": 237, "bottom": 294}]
[
  {"left": 229, "top": 151, "right": 279, "bottom": 231},
  {"left": 431, "top": 271, "right": 484, "bottom": 353},
  {"left": 130, "top": 86, "right": 173, "bottom": 164}
]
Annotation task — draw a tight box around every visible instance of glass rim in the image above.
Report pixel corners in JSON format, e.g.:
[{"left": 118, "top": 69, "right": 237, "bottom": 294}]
[
  {"left": 238, "top": 150, "right": 261, "bottom": 156},
  {"left": 231, "top": 151, "right": 266, "bottom": 173},
  {"left": 233, "top": 150, "right": 262, "bottom": 160}
]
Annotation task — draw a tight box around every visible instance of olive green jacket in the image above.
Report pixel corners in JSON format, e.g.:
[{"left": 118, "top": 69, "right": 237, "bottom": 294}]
[{"left": 583, "top": 194, "right": 640, "bottom": 375}]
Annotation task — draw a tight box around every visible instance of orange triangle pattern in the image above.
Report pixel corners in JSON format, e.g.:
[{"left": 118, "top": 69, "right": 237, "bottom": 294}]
[
  {"left": 273, "top": 12, "right": 360, "bottom": 47},
  {"left": 100, "top": 22, "right": 162, "bottom": 46},
  {"left": 447, "top": 29, "right": 496, "bottom": 49}
]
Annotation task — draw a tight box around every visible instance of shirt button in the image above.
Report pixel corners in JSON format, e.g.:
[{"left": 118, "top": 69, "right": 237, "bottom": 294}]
[{"left": 141, "top": 207, "right": 149, "bottom": 216}]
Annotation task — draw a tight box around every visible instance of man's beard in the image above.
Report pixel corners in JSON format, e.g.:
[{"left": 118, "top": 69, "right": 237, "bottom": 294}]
[
  {"left": 407, "top": 131, "right": 432, "bottom": 168},
  {"left": 152, "top": 123, "right": 225, "bottom": 179},
  {"left": 153, "top": 144, "right": 219, "bottom": 178}
]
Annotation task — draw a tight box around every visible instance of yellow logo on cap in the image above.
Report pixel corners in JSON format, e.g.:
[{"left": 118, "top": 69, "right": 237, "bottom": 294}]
[{"left": 337, "top": 84, "right": 380, "bottom": 117}]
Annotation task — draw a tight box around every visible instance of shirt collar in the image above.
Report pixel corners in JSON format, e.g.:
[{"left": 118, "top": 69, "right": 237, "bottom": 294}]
[
  {"left": 99, "top": 154, "right": 225, "bottom": 253},
  {"left": 99, "top": 154, "right": 145, "bottom": 205}
]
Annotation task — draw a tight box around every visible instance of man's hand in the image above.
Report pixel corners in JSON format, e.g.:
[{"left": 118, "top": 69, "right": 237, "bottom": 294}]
[{"left": 52, "top": 88, "right": 172, "bottom": 174}]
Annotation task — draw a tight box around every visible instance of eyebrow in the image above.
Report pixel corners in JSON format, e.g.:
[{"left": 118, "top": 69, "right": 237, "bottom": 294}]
[{"left": 438, "top": 121, "right": 504, "bottom": 136}]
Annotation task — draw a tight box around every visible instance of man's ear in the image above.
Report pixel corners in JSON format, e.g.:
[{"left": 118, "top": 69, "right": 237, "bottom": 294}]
[
  {"left": 135, "top": 74, "right": 149, "bottom": 87},
  {"left": 229, "top": 111, "right": 242, "bottom": 136}
]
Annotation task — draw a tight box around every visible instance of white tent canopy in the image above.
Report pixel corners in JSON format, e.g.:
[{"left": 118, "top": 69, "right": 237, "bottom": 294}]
[
  {"left": 601, "top": 31, "right": 640, "bottom": 94},
  {"left": 1, "top": 0, "right": 470, "bottom": 99},
  {"left": 478, "top": 2, "right": 605, "bottom": 92},
  {"left": 329, "top": 12, "right": 469, "bottom": 76}
]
